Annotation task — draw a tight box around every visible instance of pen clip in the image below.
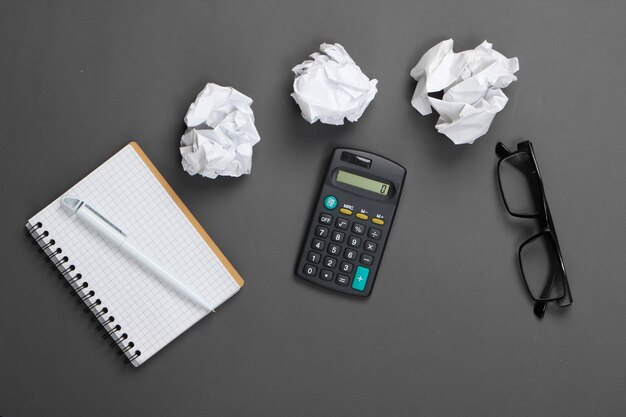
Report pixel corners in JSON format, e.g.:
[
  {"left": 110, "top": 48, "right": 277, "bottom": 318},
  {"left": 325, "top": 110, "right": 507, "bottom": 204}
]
[{"left": 83, "top": 203, "right": 128, "bottom": 237}]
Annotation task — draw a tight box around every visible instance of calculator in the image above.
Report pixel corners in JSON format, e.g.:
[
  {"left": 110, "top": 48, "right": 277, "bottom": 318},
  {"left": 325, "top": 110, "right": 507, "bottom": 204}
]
[{"left": 296, "top": 148, "right": 406, "bottom": 296}]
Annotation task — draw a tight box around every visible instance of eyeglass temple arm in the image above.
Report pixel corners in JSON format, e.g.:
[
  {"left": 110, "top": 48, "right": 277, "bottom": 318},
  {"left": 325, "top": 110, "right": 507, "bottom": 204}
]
[{"left": 495, "top": 142, "right": 513, "bottom": 158}]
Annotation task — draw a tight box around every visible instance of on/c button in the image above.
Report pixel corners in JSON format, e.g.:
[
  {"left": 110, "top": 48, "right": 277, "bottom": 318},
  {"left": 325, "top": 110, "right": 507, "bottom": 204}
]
[
  {"left": 351, "top": 266, "right": 370, "bottom": 291},
  {"left": 323, "top": 195, "right": 338, "bottom": 210}
]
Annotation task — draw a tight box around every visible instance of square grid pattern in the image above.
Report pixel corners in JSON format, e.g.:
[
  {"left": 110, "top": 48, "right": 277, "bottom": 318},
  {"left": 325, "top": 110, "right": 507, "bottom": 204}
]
[{"left": 27, "top": 145, "right": 241, "bottom": 366}]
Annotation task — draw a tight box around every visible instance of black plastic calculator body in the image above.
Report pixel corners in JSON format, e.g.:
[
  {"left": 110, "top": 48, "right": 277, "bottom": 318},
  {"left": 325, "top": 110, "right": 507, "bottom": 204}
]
[{"left": 296, "top": 148, "right": 406, "bottom": 296}]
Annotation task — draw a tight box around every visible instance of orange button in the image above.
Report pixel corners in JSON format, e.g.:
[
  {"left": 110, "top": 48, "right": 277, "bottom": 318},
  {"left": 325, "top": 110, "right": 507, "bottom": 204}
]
[
  {"left": 355, "top": 213, "right": 368, "bottom": 220},
  {"left": 371, "top": 218, "right": 385, "bottom": 225},
  {"left": 339, "top": 208, "right": 353, "bottom": 215}
]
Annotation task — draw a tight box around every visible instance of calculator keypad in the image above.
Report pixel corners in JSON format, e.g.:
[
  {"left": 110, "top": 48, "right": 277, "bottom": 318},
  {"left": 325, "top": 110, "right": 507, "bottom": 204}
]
[{"left": 301, "top": 205, "right": 387, "bottom": 295}]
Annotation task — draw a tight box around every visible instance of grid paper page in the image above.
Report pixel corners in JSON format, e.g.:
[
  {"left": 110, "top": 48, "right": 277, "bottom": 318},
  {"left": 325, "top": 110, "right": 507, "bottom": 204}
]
[{"left": 27, "top": 144, "right": 242, "bottom": 366}]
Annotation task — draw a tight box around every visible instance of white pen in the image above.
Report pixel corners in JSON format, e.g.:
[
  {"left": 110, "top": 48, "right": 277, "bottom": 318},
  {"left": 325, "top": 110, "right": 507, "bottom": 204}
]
[{"left": 61, "top": 197, "right": 214, "bottom": 312}]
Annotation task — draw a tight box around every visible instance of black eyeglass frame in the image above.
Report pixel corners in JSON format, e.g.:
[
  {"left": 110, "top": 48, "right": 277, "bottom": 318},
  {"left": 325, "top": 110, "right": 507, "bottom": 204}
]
[{"left": 495, "top": 140, "right": 573, "bottom": 318}]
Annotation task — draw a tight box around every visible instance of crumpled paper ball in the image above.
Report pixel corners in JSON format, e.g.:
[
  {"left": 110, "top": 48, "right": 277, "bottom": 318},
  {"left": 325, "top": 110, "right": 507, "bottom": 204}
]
[
  {"left": 291, "top": 43, "right": 378, "bottom": 125},
  {"left": 180, "top": 83, "right": 261, "bottom": 179},
  {"left": 410, "top": 39, "right": 519, "bottom": 144}
]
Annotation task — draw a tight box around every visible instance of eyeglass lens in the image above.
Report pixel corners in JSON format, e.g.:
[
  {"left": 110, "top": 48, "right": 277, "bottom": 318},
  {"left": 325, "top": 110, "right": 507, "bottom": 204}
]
[
  {"left": 520, "top": 232, "right": 565, "bottom": 301},
  {"left": 498, "top": 152, "right": 544, "bottom": 216}
]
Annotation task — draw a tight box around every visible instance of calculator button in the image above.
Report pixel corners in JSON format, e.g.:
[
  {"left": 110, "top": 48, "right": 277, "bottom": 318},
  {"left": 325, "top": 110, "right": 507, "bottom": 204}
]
[
  {"left": 355, "top": 213, "right": 369, "bottom": 220},
  {"left": 352, "top": 223, "right": 365, "bottom": 235},
  {"left": 315, "top": 226, "right": 329, "bottom": 238},
  {"left": 324, "top": 195, "right": 338, "bottom": 210},
  {"left": 371, "top": 218, "right": 385, "bottom": 225},
  {"left": 347, "top": 236, "right": 361, "bottom": 248},
  {"left": 311, "top": 239, "right": 325, "bottom": 251},
  {"left": 320, "top": 269, "right": 333, "bottom": 281},
  {"left": 327, "top": 243, "right": 341, "bottom": 255},
  {"left": 351, "top": 266, "right": 370, "bottom": 291},
  {"left": 336, "top": 274, "right": 350, "bottom": 286},
  {"left": 307, "top": 251, "right": 321, "bottom": 264},
  {"left": 364, "top": 241, "right": 377, "bottom": 252},
  {"left": 360, "top": 253, "right": 373, "bottom": 266},
  {"left": 368, "top": 228, "right": 381, "bottom": 240},
  {"left": 344, "top": 248, "right": 358, "bottom": 261},
  {"left": 324, "top": 256, "right": 337, "bottom": 268},
  {"left": 319, "top": 213, "right": 333, "bottom": 225},
  {"left": 335, "top": 218, "right": 349, "bottom": 229},
  {"left": 303, "top": 264, "right": 317, "bottom": 276},
  {"left": 339, "top": 262, "right": 354, "bottom": 273},
  {"left": 339, "top": 208, "right": 353, "bottom": 216},
  {"left": 331, "top": 231, "right": 345, "bottom": 243}
]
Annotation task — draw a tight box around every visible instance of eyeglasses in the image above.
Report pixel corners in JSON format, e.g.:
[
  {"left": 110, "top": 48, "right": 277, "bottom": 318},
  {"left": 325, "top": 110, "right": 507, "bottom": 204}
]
[{"left": 495, "top": 141, "right": 572, "bottom": 319}]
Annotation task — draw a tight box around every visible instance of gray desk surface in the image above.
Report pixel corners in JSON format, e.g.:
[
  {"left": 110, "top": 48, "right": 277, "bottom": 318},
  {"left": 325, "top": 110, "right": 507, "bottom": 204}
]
[{"left": 1, "top": 1, "right": 625, "bottom": 416}]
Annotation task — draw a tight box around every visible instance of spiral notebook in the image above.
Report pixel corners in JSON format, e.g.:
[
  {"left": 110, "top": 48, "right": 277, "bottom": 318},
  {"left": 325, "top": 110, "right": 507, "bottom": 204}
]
[{"left": 25, "top": 142, "right": 244, "bottom": 367}]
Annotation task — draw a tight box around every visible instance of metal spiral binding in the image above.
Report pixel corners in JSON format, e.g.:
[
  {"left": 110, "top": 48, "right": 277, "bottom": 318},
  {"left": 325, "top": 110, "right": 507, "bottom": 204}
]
[
  {"left": 41, "top": 238, "right": 55, "bottom": 251},
  {"left": 92, "top": 307, "right": 108, "bottom": 322},
  {"left": 95, "top": 316, "right": 114, "bottom": 331},
  {"left": 126, "top": 350, "right": 142, "bottom": 363},
  {"left": 53, "top": 255, "right": 68, "bottom": 268},
  {"left": 26, "top": 221, "right": 141, "bottom": 365},
  {"left": 118, "top": 341, "right": 135, "bottom": 355},
  {"left": 84, "top": 298, "right": 101, "bottom": 312},
  {"left": 78, "top": 290, "right": 95, "bottom": 304},
  {"left": 66, "top": 273, "right": 82, "bottom": 287},
  {"left": 59, "top": 264, "right": 76, "bottom": 275},
  {"left": 111, "top": 332, "right": 128, "bottom": 347},
  {"left": 103, "top": 324, "right": 122, "bottom": 339}
]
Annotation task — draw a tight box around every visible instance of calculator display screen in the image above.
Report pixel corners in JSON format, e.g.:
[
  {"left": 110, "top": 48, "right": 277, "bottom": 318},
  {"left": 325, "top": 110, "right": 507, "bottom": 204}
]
[{"left": 336, "top": 170, "right": 390, "bottom": 195}]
